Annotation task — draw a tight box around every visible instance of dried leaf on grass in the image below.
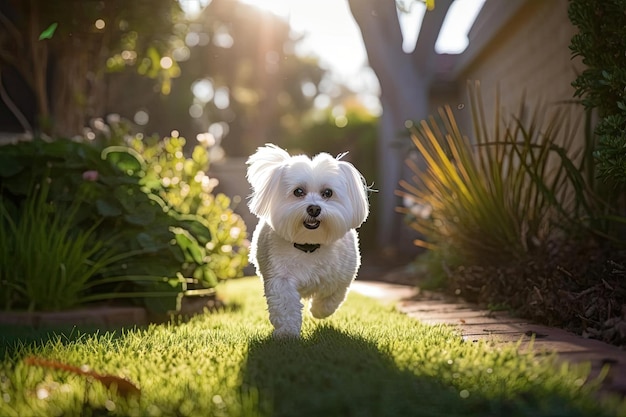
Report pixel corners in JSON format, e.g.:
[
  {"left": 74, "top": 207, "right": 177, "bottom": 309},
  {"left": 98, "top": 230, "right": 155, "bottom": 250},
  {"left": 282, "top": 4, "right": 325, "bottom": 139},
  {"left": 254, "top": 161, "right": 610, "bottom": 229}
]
[{"left": 25, "top": 356, "right": 141, "bottom": 397}]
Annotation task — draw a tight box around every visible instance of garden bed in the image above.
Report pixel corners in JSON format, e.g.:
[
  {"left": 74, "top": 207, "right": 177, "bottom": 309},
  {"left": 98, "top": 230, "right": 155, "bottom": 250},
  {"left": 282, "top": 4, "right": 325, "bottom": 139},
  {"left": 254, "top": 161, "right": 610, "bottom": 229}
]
[
  {"left": 0, "top": 306, "right": 148, "bottom": 328},
  {"left": 0, "top": 293, "right": 223, "bottom": 328},
  {"left": 445, "top": 246, "right": 626, "bottom": 348}
]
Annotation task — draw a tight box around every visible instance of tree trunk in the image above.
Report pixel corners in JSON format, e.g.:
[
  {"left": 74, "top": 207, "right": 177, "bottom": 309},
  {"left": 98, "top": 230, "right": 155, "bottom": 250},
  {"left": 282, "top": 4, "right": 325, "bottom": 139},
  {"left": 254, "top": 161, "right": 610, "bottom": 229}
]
[
  {"left": 348, "top": 0, "right": 452, "bottom": 253},
  {"left": 27, "top": 0, "right": 50, "bottom": 133}
]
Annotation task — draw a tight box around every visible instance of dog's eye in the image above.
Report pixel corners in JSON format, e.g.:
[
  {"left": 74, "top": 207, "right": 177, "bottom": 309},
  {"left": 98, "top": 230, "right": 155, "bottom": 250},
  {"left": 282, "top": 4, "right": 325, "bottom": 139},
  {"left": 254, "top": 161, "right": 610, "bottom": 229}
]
[
  {"left": 321, "top": 188, "right": 333, "bottom": 199},
  {"left": 293, "top": 187, "right": 305, "bottom": 197}
]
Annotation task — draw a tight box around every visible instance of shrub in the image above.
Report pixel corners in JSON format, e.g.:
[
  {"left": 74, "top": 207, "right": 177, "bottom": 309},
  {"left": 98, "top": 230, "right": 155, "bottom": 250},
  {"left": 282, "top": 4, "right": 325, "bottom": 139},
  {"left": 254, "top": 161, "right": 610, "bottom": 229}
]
[
  {"left": 126, "top": 133, "right": 248, "bottom": 284},
  {"left": 397, "top": 86, "right": 600, "bottom": 270},
  {"left": 88, "top": 116, "right": 249, "bottom": 283},
  {"left": 0, "top": 133, "right": 246, "bottom": 313},
  {"left": 569, "top": 0, "right": 626, "bottom": 186}
]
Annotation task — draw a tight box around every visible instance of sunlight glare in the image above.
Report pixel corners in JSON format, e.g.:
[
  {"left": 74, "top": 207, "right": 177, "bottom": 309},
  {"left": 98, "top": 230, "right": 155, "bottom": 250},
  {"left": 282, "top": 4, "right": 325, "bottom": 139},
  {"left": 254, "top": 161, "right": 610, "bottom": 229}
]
[
  {"left": 239, "top": 0, "right": 367, "bottom": 78},
  {"left": 180, "top": 0, "right": 486, "bottom": 73},
  {"left": 160, "top": 57, "right": 173, "bottom": 69},
  {"left": 177, "top": 0, "right": 485, "bottom": 116},
  {"left": 214, "top": 87, "right": 230, "bottom": 109},
  {"left": 435, "top": 0, "right": 486, "bottom": 54},
  {"left": 192, "top": 79, "right": 214, "bottom": 103},
  {"left": 178, "top": 0, "right": 212, "bottom": 16},
  {"left": 398, "top": 1, "right": 426, "bottom": 53}
]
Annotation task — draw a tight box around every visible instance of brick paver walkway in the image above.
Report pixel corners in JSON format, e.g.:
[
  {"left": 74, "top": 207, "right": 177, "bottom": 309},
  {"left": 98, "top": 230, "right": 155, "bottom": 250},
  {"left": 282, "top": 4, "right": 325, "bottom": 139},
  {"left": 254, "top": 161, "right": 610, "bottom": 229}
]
[{"left": 351, "top": 280, "right": 626, "bottom": 398}]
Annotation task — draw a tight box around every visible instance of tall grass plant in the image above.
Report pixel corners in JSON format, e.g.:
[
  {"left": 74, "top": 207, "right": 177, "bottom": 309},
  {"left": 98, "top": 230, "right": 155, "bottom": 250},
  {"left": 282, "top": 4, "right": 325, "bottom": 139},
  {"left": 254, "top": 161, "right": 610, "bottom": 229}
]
[
  {"left": 0, "top": 180, "right": 185, "bottom": 311},
  {"left": 397, "top": 84, "right": 603, "bottom": 268},
  {"left": 0, "top": 180, "right": 111, "bottom": 311}
]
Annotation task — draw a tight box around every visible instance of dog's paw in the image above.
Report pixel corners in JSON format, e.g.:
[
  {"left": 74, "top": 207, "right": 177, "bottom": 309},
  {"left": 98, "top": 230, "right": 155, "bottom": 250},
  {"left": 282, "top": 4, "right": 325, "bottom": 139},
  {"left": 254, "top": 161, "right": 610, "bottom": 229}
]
[
  {"left": 310, "top": 291, "right": 347, "bottom": 319},
  {"left": 310, "top": 303, "right": 336, "bottom": 319},
  {"left": 272, "top": 327, "right": 301, "bottom": 339}
]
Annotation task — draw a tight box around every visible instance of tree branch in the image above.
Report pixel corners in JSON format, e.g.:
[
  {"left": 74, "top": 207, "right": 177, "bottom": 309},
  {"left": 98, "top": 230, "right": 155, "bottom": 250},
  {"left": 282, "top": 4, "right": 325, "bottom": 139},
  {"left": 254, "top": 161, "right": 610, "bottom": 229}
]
[
  {"left": 0, "top": 69, "right": 33, "bottom": 134},
  {"left": 0, "top": 46, "right": 36, "bottom": 93},
  {"left": 412, "top": 0, "right": 453, "bottom": 66},
  {"left": 348, "top": 0, "right": 405, "bottom": 56},
  {"left": 0, "top": 9, "right": 24, "bottom": 49}
]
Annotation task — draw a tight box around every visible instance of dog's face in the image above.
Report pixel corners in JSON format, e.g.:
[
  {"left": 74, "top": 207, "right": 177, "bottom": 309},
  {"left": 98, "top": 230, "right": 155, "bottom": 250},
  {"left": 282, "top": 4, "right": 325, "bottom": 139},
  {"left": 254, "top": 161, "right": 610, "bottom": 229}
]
[{"left": 246, "top": 144, "right": 369, "bottom": 245}]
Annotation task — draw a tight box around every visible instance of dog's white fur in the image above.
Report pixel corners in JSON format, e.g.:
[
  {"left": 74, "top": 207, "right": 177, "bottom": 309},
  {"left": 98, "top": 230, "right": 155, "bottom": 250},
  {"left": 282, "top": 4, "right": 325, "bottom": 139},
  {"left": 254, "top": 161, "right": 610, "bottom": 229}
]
[{"left": 246, "top": 144, "right": 369, "bottom": 337}]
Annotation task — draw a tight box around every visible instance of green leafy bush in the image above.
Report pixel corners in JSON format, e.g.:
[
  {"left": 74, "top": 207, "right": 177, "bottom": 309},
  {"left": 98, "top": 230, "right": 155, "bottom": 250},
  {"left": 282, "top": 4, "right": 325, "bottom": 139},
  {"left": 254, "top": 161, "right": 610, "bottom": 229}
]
[
  {"left": 0, "top": 133, "right": 246, "bottom": 313},
  {"left": 88, "top": 116, "right": 248, "bottom": 283},
  {"left": 126, "top": 133, "right": 248, "bottom": 284},
  {"left": 569, "top": 0, "right": 626, "bottom": 185}
]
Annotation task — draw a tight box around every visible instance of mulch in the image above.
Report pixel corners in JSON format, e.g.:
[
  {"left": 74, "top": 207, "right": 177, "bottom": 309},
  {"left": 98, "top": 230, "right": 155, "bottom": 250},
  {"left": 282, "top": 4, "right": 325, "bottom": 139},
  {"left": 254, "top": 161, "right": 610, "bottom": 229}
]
[
  {"left": 371, "top": 243, "right": 626, "bottom": 349},
  {"left": 446, "top": 245, "right": 626, "bottom": 348}
]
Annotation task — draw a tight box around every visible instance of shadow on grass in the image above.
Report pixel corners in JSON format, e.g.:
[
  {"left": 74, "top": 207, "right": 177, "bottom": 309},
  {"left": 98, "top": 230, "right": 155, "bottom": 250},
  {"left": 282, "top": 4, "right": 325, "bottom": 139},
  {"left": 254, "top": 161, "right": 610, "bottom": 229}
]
[
  {"left": 242, "top": 325, "right": 490, "bottom": 417},
  {"left": 0, "top": 324, "right": 142, "bottom": 361}
]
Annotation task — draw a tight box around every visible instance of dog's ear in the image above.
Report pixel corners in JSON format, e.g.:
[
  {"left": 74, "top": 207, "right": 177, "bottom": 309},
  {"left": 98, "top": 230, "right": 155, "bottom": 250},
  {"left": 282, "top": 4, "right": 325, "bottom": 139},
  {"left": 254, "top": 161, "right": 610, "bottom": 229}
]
[
  {"left": 246, "top": 144, "right": 290, "bottom": 218},
  {"left": 338, "top": 161, "right": 369, "bottom": 228}
]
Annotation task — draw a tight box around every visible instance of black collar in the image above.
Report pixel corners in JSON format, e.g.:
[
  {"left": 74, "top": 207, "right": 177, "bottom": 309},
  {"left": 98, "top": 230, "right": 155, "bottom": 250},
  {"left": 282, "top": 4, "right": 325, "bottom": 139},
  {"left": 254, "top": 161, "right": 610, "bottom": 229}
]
[{"left": 293, "top": 242, "right": 321, "bottom": 253}]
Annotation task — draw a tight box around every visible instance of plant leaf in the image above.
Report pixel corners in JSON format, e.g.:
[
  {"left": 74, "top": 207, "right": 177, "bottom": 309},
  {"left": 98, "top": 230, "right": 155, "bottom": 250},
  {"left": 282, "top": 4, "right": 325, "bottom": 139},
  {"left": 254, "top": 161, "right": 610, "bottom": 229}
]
[
  {"left": 96, "top": 199, "right": 123, "bottom": 217},
  {"left": 39, "top": 22, "right": 58, "bottom": 40},
  {"left": 0, "top": 155, "right": 23, "bottom": 177}
]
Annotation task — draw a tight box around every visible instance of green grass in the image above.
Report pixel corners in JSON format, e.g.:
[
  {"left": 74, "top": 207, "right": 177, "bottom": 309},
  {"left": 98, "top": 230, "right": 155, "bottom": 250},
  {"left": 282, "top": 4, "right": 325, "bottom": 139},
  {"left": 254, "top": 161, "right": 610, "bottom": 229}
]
[{"left": 1, "top": 277, "right": 624, "bottom": 417}]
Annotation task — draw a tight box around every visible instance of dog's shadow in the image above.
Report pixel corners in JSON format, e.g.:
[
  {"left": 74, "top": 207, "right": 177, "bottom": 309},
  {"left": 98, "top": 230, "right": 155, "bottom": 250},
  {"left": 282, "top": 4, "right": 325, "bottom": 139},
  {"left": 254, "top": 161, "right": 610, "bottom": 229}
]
[{"left": 241, "top": 325, "right": 472, "bottom": 417}]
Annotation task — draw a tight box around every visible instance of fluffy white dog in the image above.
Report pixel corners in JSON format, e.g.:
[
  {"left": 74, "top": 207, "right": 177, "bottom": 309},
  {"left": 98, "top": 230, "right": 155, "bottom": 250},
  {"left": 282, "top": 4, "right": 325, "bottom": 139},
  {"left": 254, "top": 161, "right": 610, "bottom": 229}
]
[{"left": 246, "top": 144, "right": 370, "bottom": 337}]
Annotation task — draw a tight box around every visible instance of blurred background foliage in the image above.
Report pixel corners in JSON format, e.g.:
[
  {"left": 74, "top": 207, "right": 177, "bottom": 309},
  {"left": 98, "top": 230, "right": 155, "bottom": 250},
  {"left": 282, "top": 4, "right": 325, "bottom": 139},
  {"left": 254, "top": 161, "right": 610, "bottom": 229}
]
[
  {"left": 104, "top": 0, "right": 332, "bottom": 157},
  {"left": 0, "top": 0, "right": 375, "bottom": 313},
  {"left": 0, "top": 0, "right": 365, "bottom": 158},
  {"left": 0, "top": 0, "right": 182, "bottom": 136}
]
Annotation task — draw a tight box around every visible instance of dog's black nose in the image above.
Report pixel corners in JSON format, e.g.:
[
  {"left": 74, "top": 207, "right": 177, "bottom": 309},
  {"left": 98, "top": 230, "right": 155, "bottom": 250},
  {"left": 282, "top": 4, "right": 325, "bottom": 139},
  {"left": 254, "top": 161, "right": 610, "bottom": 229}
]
[{"left": 307, "top": 204, "right": 321, "bottom": 217}]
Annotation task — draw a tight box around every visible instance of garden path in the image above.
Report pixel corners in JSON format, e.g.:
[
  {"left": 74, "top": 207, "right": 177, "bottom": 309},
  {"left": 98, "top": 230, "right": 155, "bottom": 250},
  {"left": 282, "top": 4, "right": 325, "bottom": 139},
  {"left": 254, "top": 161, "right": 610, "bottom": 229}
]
[{"left": 351, "top": 279, "right": 626, "bottom": 399}]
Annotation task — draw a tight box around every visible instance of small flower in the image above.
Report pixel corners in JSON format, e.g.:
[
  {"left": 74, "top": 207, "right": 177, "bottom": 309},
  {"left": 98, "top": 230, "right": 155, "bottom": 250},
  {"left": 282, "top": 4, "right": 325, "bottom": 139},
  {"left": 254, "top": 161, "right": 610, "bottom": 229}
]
[{"left": 82, "top": 170, "right": 99, "bottom": 182}]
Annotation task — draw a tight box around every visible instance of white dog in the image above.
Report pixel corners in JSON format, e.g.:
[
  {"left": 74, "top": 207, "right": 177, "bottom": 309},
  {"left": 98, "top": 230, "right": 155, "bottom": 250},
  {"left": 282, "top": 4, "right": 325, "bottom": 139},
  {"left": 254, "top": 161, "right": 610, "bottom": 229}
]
[{"left": 246, "top": 144, "right": 369, "bottom": 337}]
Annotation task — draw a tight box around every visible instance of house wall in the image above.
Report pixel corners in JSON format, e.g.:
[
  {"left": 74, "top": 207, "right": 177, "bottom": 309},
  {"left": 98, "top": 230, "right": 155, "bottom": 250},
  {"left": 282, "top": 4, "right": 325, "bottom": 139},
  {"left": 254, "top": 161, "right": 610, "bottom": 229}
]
[{"left": 454, "top": 0, "right": 586, "bottom": 145}]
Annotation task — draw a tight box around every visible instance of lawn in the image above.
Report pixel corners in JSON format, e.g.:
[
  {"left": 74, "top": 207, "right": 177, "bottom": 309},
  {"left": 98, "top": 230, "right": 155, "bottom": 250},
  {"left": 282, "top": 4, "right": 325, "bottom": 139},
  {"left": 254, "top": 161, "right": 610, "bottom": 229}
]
[{"left": 1, "top": 277, "right": 624, "bottom": 417}]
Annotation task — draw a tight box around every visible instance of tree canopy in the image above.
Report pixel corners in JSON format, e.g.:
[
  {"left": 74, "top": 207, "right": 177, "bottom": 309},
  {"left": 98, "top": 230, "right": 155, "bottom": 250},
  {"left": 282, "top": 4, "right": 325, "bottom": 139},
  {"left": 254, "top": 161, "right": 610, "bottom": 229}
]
[
  {"left": 0, "top": 0, "right": 332, "bottom": 157},
  {"left": 0, "top": 0, "right": 181, "bottom": 136},
  {"left": 107, "top": 0, "right": 328, "bottom": 156}
]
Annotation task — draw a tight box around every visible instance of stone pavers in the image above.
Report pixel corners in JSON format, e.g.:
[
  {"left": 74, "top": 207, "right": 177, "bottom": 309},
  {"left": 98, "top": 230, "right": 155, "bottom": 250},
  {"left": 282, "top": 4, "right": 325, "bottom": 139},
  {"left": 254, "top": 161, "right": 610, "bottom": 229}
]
[{"left": 351, "top": 280, "right": 626, "bottom": 398}]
